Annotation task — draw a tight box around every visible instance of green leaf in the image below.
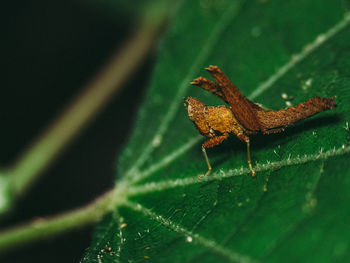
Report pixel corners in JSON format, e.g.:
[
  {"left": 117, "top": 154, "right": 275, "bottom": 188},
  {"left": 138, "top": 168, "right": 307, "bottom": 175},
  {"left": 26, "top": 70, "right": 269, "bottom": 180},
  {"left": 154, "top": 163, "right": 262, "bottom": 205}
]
[{"left": 82, "top": 0, "right": 350, "bottom": 262}]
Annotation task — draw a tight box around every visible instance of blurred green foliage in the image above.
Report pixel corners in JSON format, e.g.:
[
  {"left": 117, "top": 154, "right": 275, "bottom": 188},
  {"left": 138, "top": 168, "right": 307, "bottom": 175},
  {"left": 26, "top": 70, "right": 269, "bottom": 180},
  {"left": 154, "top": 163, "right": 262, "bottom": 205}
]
[{"left": 0, "top": 0, "right": 155, "bottom": 262}]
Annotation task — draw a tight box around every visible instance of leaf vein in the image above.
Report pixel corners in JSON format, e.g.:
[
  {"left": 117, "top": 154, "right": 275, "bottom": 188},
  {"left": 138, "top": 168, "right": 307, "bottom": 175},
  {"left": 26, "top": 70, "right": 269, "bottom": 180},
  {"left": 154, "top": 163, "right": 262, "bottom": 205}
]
[
  {"left": 249, "top": 12, "right": 350, "bottom": 100},
  {"left": 123, "top": 201, "right": 259, "bottom": 263},
  {"left": 130, "top": 136, "right": 202, "bottom": 183},
  {"left": 114, "top": 211, "right": 125, "bottom": 263},
  {"left": 261, "top": 161, "right": 325, "bottom": 259},
  {"left": 127, "top": 145, "right": 350, "bottom": 196}
]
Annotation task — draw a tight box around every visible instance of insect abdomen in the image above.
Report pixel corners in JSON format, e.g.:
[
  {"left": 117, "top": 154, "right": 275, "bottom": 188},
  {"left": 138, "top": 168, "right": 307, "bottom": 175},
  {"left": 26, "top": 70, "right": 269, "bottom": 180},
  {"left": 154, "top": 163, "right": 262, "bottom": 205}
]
[{"left": 257, "top": 96, "right": 337, "bottom": 131}]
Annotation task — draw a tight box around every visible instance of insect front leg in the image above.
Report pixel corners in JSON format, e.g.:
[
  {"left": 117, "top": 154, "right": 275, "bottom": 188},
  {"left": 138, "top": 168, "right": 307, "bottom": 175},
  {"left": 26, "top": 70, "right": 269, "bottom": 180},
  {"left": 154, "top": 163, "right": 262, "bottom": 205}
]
[
  {"left": 199, "top": 134, "right": 229, "bottom": 180},
  {"left": 235, "top": 133, "right": 256, "bottom": 177}
]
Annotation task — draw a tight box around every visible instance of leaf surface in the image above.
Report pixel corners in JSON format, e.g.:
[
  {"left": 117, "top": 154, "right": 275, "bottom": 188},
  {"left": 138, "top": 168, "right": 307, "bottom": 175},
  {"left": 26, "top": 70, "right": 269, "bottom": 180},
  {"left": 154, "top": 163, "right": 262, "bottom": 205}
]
[{"left": 82, "top": 1, "right": 350, "bottom": 262}]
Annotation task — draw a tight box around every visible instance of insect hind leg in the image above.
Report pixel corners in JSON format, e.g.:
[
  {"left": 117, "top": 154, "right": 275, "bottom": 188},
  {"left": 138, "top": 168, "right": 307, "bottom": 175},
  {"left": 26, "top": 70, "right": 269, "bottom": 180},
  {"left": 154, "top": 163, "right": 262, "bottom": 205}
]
[
  {"left": 191, "top": 77, "right": 225, "bottom": 100},
  {"left": 234, "top": 133, "right": 256, "bottom": 177},
  {"left": 199, "top": 134, "right": 229, "bottom": 180}
]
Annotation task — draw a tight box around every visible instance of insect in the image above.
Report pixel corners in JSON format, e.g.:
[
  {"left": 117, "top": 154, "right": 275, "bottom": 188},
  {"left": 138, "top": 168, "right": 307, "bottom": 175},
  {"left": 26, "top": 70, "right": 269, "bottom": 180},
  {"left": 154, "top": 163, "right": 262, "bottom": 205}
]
[{"left": 184, "top": 65, "right": 336, "bottom": 179}]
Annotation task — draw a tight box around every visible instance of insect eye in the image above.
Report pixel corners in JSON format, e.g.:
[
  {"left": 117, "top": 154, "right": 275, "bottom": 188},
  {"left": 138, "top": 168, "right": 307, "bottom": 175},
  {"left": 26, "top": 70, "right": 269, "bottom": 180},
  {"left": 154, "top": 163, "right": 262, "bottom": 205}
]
[{"left": 183, "top": 97, "right": 188, "bottom": 107}]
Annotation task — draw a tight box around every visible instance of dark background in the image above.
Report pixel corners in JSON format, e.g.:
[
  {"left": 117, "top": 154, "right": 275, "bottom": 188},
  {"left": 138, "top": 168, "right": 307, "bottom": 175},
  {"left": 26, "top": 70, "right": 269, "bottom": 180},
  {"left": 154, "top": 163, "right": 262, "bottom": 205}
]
[{"left": 0, "top": 1, "right": 154, "bottom": 262}]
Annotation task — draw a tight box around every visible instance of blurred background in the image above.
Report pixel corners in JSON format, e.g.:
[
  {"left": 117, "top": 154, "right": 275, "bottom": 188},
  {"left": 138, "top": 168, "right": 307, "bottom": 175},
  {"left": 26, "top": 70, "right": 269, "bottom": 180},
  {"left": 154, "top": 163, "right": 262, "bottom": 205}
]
[{"left": 0, "top": 0, "right": 161, "bottom": 262}]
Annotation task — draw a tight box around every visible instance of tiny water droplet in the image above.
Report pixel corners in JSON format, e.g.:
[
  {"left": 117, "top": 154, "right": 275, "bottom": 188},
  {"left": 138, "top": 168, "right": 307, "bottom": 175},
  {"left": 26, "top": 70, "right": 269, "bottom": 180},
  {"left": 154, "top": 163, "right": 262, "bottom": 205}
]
[
  {"left": 285, "top": 101, "right": 292, "bottom": 107},
  {"left": 301, "top": 78, "right": 313, "bottom": 91},
  {"left": 152, "top": 135, "right": 163, "bottom": 147},
  {"left": 186, "top": 236, "right": 193, "bottom": 243}
]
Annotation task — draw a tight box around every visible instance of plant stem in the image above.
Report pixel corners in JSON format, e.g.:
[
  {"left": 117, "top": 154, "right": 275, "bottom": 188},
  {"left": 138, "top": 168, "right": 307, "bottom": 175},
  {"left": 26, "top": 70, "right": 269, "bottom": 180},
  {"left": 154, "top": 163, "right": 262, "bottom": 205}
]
[
  {"left": 0, "top": 183, "right": 127, "bottom": 253},
  {"left": 7, "top": 8, "right": 167, "bottom": 196}
]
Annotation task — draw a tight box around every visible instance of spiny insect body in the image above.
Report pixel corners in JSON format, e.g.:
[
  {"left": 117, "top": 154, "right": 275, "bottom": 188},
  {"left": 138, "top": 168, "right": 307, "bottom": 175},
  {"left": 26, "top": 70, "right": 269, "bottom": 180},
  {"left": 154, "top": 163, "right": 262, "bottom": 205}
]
[{"left": 184, "top": 66, "right": 336, "bottom": 179}]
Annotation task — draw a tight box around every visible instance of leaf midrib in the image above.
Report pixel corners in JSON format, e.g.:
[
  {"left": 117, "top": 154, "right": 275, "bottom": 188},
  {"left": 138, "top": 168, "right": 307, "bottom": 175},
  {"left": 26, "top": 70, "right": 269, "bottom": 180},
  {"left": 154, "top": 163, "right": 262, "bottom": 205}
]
[{"left": 125, "top": 145, "right": 350, "bottom": 197}]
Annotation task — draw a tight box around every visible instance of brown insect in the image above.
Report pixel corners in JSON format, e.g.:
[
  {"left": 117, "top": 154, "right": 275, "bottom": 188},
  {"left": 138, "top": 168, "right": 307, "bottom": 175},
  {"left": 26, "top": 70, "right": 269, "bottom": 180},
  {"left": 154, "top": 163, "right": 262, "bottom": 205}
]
[{"left": 184, "top": 65, "right": 336, "bottom": 179}]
